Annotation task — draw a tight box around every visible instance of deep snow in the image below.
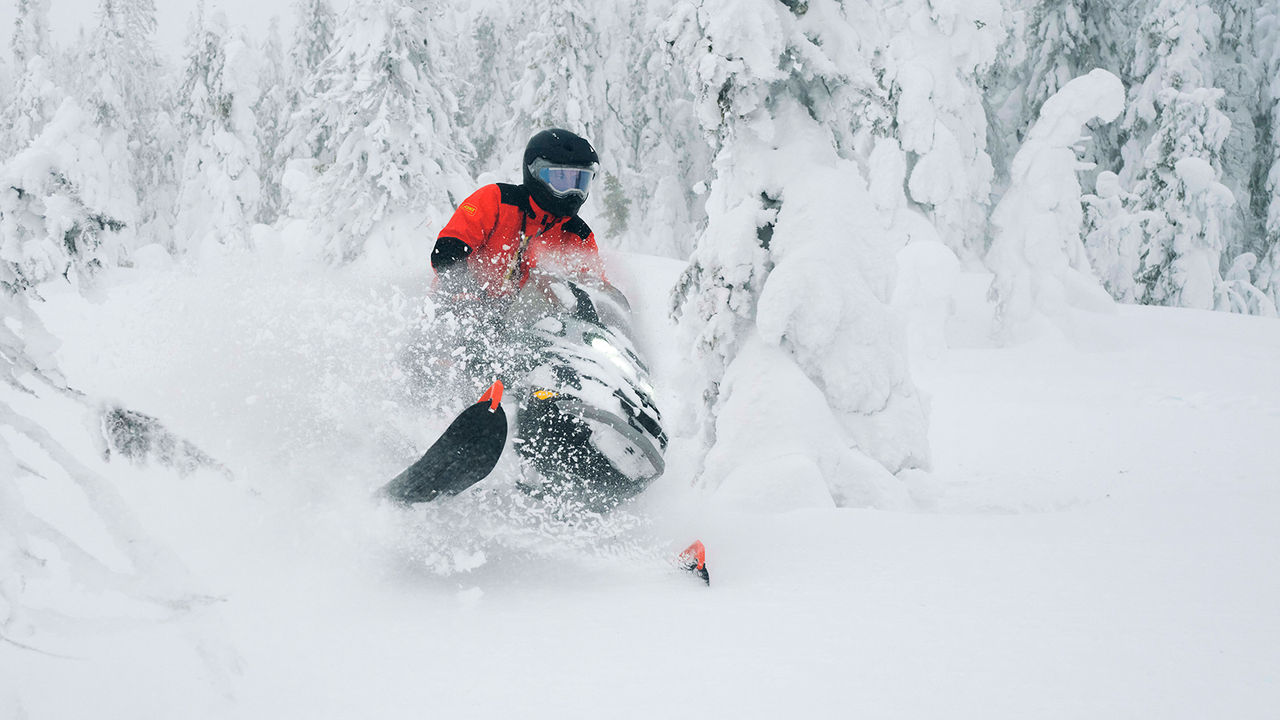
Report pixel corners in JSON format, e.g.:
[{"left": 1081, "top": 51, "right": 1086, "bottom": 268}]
[{"left": 5, "top": 248, "right": 1279, "bottom": 718}]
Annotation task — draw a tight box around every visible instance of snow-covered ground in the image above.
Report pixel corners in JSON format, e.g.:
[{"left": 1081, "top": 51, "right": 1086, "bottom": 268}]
[{"left": 6, "top": 249, "right": 1279, "bottom": 718}]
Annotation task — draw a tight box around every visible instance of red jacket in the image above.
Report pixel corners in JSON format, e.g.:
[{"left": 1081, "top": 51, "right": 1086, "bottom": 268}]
[{"left": 433, "top": 183, "right": 601, "bottom": 298}]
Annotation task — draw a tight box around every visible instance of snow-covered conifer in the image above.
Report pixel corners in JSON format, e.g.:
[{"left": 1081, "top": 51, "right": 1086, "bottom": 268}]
[
  {"left": 295, "top": 0, "right": 472, "bottom": 263},
  {"left": 173, "top": 9, "right": 263, "bottom": 253},
  {"left": 454, "top": 4, "right": 517, "bottom": 177},
  {"left": 1121, "top": 0, "right": 1238, "bottom": 310},
  {"left": 1083, "top": 172, "right": 1148, "bottom": 303},
  {"left": 591, "top": 0, "right": 707, "bottom": 255},
  {"left": 1256, "top": 5, "right": 1280, "bottom": 308},
  {"left": 878, "top": 0, "right": 1004, "bottom": 261},
  {"left": 290, "top": 0, "right": 336, "bottom": 81},
  {"left": 0, "top": 52, "right": 9, "bottom": 111},
  {"left": 988, "top": 70, "right": 1125, "bottom": 337},
  {"left": 1132, "top": 101, "right": 1236, "bottom": 311},
  {"left": 78, "top": 0, "right": 174, "bottom": 250},
  {"left": 2, "top": 0, "right": 60, "bottom": 158},
  {"left": 1020, "top": 2, "right": 1133, "bottom": 127},
  {"left": 256, "top": 17, "right": 288, "bottom": 224},
  {"left": 279, "top": 0, "right": 336, "bottom": 165},
  {"left": 0, "top": 99, "right": 133, "bottom": 293},
  {"left": 670, "top": 0, "right": 929, "bottom": 508},
  {"left": 1022, "top": 2, "right": 1087, "bottom": 122},
  {"left": 1210, "top": 1, "right": 1265, "bottom": 261},
  {"left": 1222, "top": 252, "right": 1278, "bottom": 316},
  {"left": 989, "top": 0, "right": 1133, "bottom": 184},
  {"left": 502, "top": 0, "right": 603, "bottom": 165}
]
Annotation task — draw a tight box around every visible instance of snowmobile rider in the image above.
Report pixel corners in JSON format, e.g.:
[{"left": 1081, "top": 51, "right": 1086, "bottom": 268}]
[{"left": 430, "top": 128, "right": 603, "bottom": 304}]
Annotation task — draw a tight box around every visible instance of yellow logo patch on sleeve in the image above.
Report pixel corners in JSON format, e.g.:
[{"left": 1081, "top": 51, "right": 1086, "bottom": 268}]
[{"left": 461, "top": 203, "right": 478, "bottom": 216}]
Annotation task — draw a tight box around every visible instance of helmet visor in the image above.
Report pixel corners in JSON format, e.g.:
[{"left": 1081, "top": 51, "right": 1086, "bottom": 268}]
[{"left": 532, "top": 160, "right": 596, "bottom": 197}]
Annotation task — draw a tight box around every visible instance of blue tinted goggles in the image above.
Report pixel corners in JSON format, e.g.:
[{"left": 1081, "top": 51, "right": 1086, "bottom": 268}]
[{"left": 532, "top": 160, "right": 596, "bottom": 197}]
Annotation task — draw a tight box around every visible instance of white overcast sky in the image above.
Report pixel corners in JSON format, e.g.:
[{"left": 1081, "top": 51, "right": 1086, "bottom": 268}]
[{"left": 1, "top": 0, "right": 350, "bottom": 61}]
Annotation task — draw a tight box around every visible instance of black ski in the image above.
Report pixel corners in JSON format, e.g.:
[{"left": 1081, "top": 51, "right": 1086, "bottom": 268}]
[{"left": 383, "top": 380, "right": 508, "bottom": 504}]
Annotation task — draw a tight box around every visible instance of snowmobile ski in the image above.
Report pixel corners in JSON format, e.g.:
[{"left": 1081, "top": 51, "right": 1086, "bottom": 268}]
[
  {"left": 383, "top": 380, "right": 508, "bottom": 504},
  {"left": 678, "top": 540, "right": 710, "bottom": 586}
]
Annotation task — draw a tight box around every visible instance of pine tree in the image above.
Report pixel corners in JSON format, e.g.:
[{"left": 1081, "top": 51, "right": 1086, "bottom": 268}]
[
  {"left": 878, "top": 0, "right": 1004, "bottom": 261},
  {"left": 297, "top": 0, "right": 472, "bottom": 263},
  {"left": 670, "top": 0, "right": 929, "bottom": 508},
  {"left": 256, "top": 17, "right": 288, "bottom": 224},
  {"left": 1122, "top": 0, "right": 1237, "bottom": 310},
  {"left": 1083, "top": 171, "right": 1149, "bottom": 302},
  {"left": 1016, "top": 1, "right": 1133, "bottom": 127},
  {"left": 1255, "top": 4, "right": 1280, "bottom": 307},
  {"left": 595, "top": 0, "right": 707, "bottom": 255},
  {"left": 0, "top": 54, "right": 9, "bottom": 116},
  {"left": 279, "top": 0, "right": 336, "bottom": 166},
  {"left": 2, "top": 0, "right": 60, "bottom": 158},
  {"left": 173, "top": 8, "right": 263, "bottom": 253},
  {"left": 1209, "top": 0, "right": 1265, "bottom": 262},
  {"left": 503, "top": 0, "right": 603, "bottom": 165},
  {"left": 987, "top": 69, "right": 1126, "bottom": 337},
  {"left": 290, "top": 0, "right": 337, "bottom": 80},
  {"left": 0, "top": 100, "right": 131, "bottom": 294},
  {"left": 1024, "top": 1, "right": 1088, "bottom": 121},
  {"left": 1018, "top": 1, "right": 1133, "bottom": 175},
  {"left": 454, "top": 3, "right": 517, "bottom": 177},
  {"left": 77, "top": 0, "right": 173, "bottom": 250},
  {"left": 0, "top": 4, "right": 153, "bottom": 290}
]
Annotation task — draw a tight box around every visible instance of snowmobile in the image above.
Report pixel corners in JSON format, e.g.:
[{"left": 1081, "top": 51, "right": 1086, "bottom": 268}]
[{"left": 382, "top": 271, "right": 667, "bottom": 513}]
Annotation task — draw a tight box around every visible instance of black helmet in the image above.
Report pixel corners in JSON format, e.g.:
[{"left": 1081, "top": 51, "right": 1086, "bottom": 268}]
[{"left": 522, "top": 128, "right": 599, "bottom": 217}]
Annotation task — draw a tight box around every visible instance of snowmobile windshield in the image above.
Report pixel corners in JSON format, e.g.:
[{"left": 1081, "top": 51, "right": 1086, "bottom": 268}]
[{"left": 531, "top": 160, "right": 596, "bottom": 197}]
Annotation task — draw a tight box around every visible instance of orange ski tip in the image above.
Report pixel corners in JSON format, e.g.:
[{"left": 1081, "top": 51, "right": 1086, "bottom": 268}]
[
  {"left": 478, "top": 379, "right": 504, "bottom": 411},
  {"left": 679, "top": 540, "right": 706, "bottom": 570}
]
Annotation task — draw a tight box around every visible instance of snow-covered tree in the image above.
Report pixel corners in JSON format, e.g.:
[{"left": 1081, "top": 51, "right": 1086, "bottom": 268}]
[
  {"left": 256, "top": 17, "right": 289, "bottom": 224},
  {"left": 592, "top": 0, "right": 707, "bottom": 255},
  {"left": 1083, "top": 172, "right": 1148, "bottom": 302},
  {"left": 1221, "top": 252, "right": 1278, "bottom": 316},
  {"left": 290, "top": 0, "right": 337, "bottom": 81},
  {"left": 173, "top": 9, "right": 263, "bottom": 254},
  {"left": 0, "top": 52, "right": 9, "bottom": 111},
  {"left": 1022, "top": 2, "right": 1086, "bottom": 121},
  {"left": 1121, "top": 0, "right": 1239, "bottom": 310},
  {"left": 1210, "top": 0, "right": 1265, "bottom": 260},
  {"left": 1256, "top": 5, "right": 1280, "bottom": 308},
  {"left": 1131, "top": 99, "right": 1237, "bottom": 311},
  {"left": 76, "top": 0, "right": 174, "bottom": 250},
  {"left": 2, "top": 0, "right": 60, "bottom": 158},
  {"left": 670, "top": 0, "right": 929, "bottom": 509},
  {"left": 987, "top": 0, "right": 1134, "bottom": 182},
  {"left": 454, "top": 3, "right": 517, "bottom": 177},
  {"left": 987, "top": 69, "right": 1125, "bottom": 337},
  {"left": 279, "top": 0, "right": 336, "bottom": 165},
  {"left": 0, "top": 100, "right": 132, "bottom": 294},
  {"left": 879, "top": 0, "right": 1005, "bottom": 261},
  {"left": 294, "top": 0, "right": 473, "bottom": 263},
  {"left": 502, "top": 0, "right": 603, "bottom": 166}
]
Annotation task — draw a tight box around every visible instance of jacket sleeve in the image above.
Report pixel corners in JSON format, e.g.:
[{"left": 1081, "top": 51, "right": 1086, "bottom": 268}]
[
  {"left": 562, "top": 216, "right": 607, "bottom": 283},
  {"left": 433, "top": 185, "right": 501, "bottom": 275},
  {"left": 582, "top": 230, "right": 605, "bottom": 281}
]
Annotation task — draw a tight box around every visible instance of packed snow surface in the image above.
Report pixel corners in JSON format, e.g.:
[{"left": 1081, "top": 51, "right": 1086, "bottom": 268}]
[{"left": 6, "top": 248, "right": 1280, "bottom": 718}]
